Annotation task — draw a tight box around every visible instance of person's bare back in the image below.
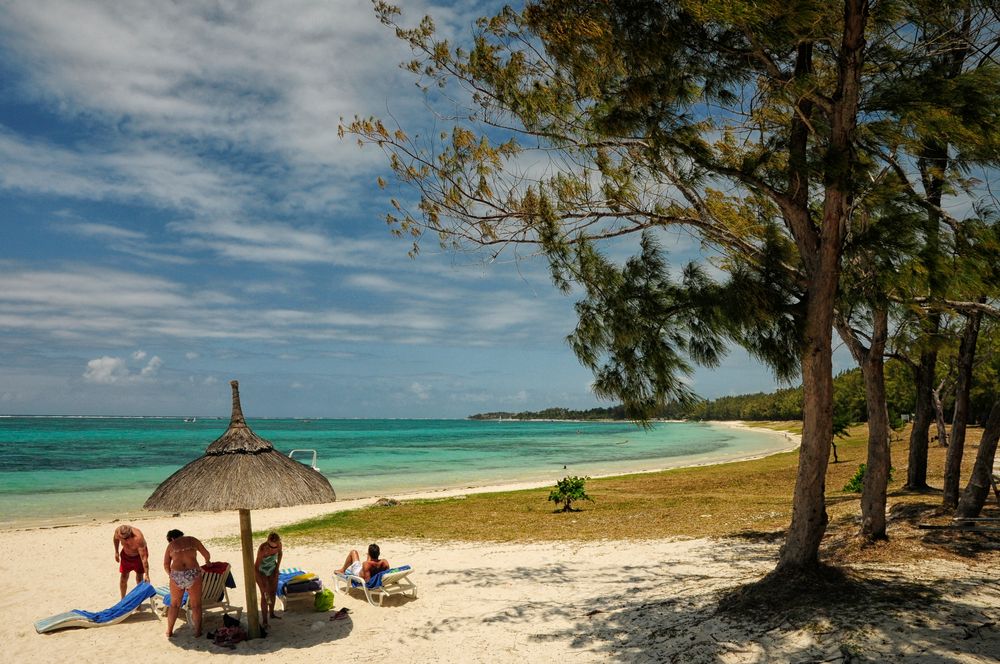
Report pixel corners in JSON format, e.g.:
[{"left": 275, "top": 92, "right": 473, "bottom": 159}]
[
  {"left": 362, "top": 557, "right": 390, "bottom": 580},
  {"left": 337, "top": 543, "right": 390, "bottom": 581},
  {"left": 163, "top": 529, "right": 211, "bottom": 638},
  {"left": 165, "top": 535, "right": 209, "bottom": 571}
]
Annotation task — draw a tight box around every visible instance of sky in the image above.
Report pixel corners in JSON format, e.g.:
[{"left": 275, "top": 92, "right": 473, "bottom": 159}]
[{"left": 0, "top": 0, "right": 840, "bottom": 418}]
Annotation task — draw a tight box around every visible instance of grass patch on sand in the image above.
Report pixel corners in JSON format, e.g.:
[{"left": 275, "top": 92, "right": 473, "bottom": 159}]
[{"left": 264, "top": 422, "right": 994, "bottom": 564}]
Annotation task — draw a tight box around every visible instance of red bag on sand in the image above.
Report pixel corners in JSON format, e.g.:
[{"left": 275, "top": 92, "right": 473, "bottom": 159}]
[{"left": 212, "top": 626, "right": 246, "bottom": 648}]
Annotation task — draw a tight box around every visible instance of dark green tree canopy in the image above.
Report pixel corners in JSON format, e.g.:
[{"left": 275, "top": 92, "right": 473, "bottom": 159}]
[{"left": 348, "top": 0, "right": 1000, "bottom": 575}]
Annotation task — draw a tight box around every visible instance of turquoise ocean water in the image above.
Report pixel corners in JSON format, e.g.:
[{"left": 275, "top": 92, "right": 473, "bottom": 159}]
[{"left": 0, "top": 417, "right": 792, "bottom": 528}]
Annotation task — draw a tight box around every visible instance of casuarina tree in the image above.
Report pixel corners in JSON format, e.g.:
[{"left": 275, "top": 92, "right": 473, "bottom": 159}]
[{"left": 345, "top": 0, "right": 1000, "bottom": 579}]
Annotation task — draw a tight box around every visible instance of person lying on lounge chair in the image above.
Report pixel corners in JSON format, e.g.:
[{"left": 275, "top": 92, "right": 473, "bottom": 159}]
[{"left": 336, "top": 543, "right": 389, "bottom": 582}]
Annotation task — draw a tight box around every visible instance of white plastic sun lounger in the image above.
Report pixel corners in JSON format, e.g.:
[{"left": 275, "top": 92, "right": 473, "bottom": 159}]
[
  {"left": 333, "top": 565, "right": 417, "bottom": 606},
  {"left": 35, "top": 582, "right": 158, "bottom": 633}
]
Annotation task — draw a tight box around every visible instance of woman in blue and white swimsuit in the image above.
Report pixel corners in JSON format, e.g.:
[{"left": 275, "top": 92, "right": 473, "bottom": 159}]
[
  {"left": 254, "top": 532, "right": 283, "bottom": 627},
  {"left": 163, "top": 529, "right": 211, "bottom": 638}
]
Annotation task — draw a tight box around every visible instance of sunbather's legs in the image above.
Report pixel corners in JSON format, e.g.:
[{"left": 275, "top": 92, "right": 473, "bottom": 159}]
[
  {"left": 254, "top": 571, "right": 271, "bottom": 627},
  {"left": 267, "top": 572, "right": 280, "bottom": 618},
  {"left": 188, "top": 574, "right": 204, "bottom": 637},
  {"left": 119, "top": 571, "right": 129, "bottom": 599},
  {"left": 166, "top": 578, "right": 182, "bottom": 637},
  {"left": 336, "top": 549, "right": 360, "bottom": 573}
]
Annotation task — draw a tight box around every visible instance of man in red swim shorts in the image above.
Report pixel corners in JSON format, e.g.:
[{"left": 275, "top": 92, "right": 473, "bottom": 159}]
[{"left": 113, "top": 524, "right": 150, "bottom": 598}]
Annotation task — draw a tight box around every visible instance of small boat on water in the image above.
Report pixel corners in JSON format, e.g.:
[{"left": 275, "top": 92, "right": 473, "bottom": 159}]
[{"left": 183, "top": 417, "right": 197, "bottom": 423}]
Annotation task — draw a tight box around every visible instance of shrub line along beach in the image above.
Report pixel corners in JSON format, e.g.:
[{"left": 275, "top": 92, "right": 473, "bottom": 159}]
[{"left": 5, "top": 421, "right": 999, "bottom": 663}]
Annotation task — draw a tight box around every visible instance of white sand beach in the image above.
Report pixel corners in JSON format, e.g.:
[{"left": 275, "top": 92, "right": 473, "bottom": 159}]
[{"left": 5, "top": 426, "right": 999, "bottom": 663}]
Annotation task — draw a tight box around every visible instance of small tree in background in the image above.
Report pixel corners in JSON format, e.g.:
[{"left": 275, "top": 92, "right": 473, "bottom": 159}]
[
  {"left": 844, "top": 464, "right": 894, "bottom": 493},
  {"left": 831, "top": 409, "right": 852, "bottom": 464},
  {"left": 549, "top": 476, "right": 594, "bottom": 513}
]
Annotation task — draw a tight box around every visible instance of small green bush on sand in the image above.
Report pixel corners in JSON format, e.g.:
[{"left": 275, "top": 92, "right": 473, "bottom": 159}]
[
  {"left": 843, "top": 464, "right": 894, "bottom": 493},
  {"left": 548, "top": 476, "right": 594, "bottom": 512}
]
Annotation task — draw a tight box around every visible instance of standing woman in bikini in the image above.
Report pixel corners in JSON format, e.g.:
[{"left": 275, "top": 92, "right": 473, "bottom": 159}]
[
  {"left": 163, "top": 528, "right": 211, "bottom": 638},
  {"left": 254, "top": 531, "right": 283, "bottom": 627}
]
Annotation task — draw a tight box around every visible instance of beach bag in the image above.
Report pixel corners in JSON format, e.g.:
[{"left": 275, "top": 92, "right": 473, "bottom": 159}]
[
  {"left": 314, "top": 588, "right": 335, "bottom": 612},
  {"left": 212, "top": 625, "right": 246, "bottom": 648},
  {"left": 286, "top": 578, "right": 324, "bottom": 593}
]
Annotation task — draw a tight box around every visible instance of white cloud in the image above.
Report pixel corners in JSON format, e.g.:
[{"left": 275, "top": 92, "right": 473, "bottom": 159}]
[
  {"left": 83, "top": 356, "right": 130, "bottom": 384},
  {"left": 170, "top": 218, "right": 391, "bottom": 267},
  {"left": 63, "top": 222, "right": 146, "bottom": 241},
  {"left": 409, "top": 382, "right": 431, "bottom": 401},
  {"left": 508, "top": 390, "right": 529, "bottom": 403},
  {"left": 346, "top": 274, "right": 398, "bottom": 293},
  {"left": 140, "top": 355, "right": 162, "bottom": 376},
  {"left": 0, "top": 259, "right": 575, "bottom": 351},
  {"left": 0, "top": 131, "right": 245, "bottom": 217},
  {"left": 449, "top": 391, "right": 492, "bottom": 403},
  {"left": 52, "top": 217, "right": 194, "bottom": 265},
  {"left": 0, "top": 0, "right": 450, "bottom": 264},
  {"left": 0, "top": 1, "right": 405, "bottom": 151},
  {"left": 83, "top": 352, "right": 162, "bottom": 383}
]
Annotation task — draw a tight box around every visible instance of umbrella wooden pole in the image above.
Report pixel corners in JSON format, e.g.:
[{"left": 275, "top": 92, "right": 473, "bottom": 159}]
[{"left": 239, "top": 509, "right": 261, "bottom": 639}]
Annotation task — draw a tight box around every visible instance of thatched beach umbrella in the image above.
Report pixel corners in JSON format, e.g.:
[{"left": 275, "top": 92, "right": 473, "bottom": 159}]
[{"left": 144, "top": 380, "right": 336, "bottom": 638}]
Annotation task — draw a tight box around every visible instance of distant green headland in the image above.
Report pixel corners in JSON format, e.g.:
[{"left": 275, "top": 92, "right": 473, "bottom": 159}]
[{"left": 470, "top": 362, "right": 996, "bottom": 425}]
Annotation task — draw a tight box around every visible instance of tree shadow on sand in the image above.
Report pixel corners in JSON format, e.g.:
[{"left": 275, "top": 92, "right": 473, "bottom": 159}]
[
  {"left": 560, "top": 565, "right": 996, "bottom": 663},
  {"left": 402, "top": 540, "right": 999, "bottom": 663}
]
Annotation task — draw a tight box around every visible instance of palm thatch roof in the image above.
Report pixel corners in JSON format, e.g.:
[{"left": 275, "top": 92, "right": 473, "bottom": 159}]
[{"left": 144, "top": 380, "right": 336, "bottom": 512}]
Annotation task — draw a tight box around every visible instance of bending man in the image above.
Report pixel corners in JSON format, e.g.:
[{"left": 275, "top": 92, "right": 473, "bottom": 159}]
[{"left": 113, "top": 524, "right": 149, "bottom": 598}]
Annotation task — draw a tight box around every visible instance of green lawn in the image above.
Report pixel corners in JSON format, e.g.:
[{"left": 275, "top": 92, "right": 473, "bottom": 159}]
[{"left": 240, "top": 422, "right": 988, "bottom": 567}]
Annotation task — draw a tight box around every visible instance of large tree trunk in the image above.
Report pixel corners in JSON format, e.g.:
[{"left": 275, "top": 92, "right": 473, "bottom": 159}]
[
  {"left": 906, "top": 346, "right": 937, "bottom": 490},
  {"left": 778, "top": 268, "right": 837, "bottom": 572},
  {"left": 836, "top": 308, "right": 890, "bottom": 542},
  {"left": 955, "top": 398, "right": 1000, "bottom": 518},
  {"left": 943, "top": 310, "right": 983, "bottom": 509},
  {"left": 775, "top": 0, "right": 868, "bottom": 575},
  {"left": 860, "top": 310, "right": 890, "bottom": 541}
]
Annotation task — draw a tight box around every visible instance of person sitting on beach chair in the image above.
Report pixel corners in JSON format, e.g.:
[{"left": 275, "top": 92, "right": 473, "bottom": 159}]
[
  {"left": 336, "top": 543, "right": 389, "bottom": 582},
  {"left": 334, "top": 543, "right": 416, "bottom": 607}
]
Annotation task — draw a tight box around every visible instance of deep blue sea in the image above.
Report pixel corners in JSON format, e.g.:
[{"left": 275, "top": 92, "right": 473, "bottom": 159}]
[{"left": 0, "top": 417, "right": 792, "bottom": 528}]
